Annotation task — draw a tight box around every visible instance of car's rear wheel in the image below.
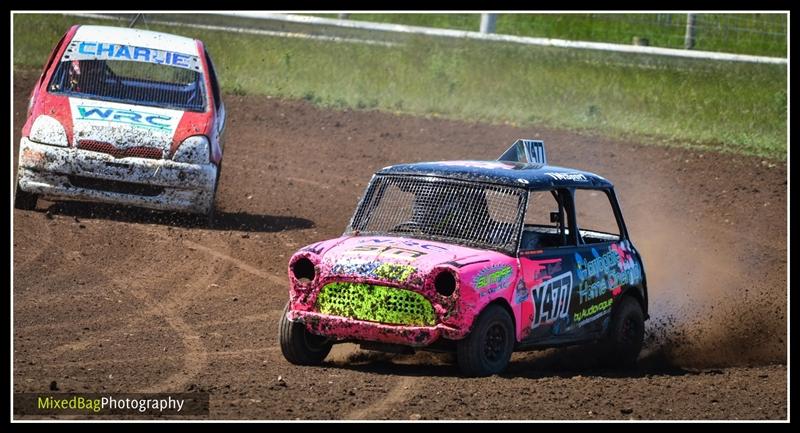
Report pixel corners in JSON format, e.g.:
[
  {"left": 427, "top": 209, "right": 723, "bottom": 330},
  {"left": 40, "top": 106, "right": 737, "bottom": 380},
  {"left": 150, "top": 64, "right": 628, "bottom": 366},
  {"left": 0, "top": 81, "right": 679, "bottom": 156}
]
[
  {"left": 456, "top": 304, "right": 515, "bottom": 377},
  {"left": 601, "top": 296, "right": 645, "bottom": 368},
  {"left": 279, "top": 303, "right": 332, "bottom": 365},
  {"left": 14, "top": 183, "right": 38, "bottom": 210}
]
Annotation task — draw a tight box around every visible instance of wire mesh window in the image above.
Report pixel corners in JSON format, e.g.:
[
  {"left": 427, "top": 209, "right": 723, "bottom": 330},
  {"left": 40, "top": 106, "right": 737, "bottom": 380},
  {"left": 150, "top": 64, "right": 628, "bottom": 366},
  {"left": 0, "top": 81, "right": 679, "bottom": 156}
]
[
  {"left": 347, "top": 175, "right": 526, "bottom": 254},
  {"left": 48, "top": 59, "right": 206, "bottom": 112}
]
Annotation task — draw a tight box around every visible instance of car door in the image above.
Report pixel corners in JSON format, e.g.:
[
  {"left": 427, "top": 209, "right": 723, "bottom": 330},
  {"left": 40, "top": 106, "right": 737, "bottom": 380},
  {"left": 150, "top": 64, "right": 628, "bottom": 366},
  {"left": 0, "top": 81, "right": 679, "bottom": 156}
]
[
  {"left": 568, "top": 187, "right": 644, "bottom": 336},
  {"left": 516, "top": 188, "right": 584, "bottom": 345}
]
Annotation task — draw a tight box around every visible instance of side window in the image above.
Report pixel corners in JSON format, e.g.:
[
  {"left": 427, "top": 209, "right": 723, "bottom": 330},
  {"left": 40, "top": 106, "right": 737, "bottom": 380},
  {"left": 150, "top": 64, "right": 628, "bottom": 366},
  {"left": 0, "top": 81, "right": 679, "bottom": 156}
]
[
  {"left": 205, "top": 49, "right": 221, "bottom": 110},
  {"left": 39, "top": 31, "right": 69, "bottom": 86},
  {"left": 573, "top": 188, "right": 622, "bottom": 243},
  {"left": 521, "top": 189, "right": 576, "bottom": 250}
]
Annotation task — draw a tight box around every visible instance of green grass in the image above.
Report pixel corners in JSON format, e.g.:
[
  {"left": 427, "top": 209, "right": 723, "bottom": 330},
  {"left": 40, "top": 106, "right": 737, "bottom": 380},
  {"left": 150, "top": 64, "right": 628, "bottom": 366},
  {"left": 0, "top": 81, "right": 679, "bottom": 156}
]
[
  {"left": 315, "top": 13, "right": 788, "bottom": 58},
  {"left": 13, "top": 14, "right": 787, "bottom": 160}
]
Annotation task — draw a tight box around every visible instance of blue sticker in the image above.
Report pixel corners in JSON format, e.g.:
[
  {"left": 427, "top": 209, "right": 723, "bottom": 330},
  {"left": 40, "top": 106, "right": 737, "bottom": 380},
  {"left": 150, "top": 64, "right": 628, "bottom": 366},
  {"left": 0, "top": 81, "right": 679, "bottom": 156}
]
[
  {"left": 77, "top": 105, "right": 172, "bottom": 130},
  {"left": 76, "top": 42, "right": 197, "bottom": 70}
]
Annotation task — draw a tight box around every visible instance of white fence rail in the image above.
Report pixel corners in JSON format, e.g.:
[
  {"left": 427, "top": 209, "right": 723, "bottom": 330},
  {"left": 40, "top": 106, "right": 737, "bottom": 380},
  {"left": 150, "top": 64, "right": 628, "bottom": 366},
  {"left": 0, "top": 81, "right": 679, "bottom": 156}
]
[{"left": 217, "top": 13, "right": 787, "bottom": 65}]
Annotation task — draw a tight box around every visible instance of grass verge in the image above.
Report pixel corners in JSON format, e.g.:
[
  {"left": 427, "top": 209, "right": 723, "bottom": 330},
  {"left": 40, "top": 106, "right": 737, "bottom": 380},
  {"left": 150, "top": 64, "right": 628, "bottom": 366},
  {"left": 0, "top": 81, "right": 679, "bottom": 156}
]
[
  {"left": 313, "top": 13, "right": 788, "bottom": 58},
  {"left": 13, "top": 14, "right": 787, "bottom": 160}
]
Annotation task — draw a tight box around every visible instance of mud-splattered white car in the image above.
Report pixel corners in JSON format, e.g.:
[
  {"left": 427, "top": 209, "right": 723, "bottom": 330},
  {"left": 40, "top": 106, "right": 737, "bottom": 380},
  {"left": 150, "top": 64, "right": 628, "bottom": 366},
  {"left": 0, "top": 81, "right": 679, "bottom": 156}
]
[{"left": 14, "top": 25, "right": 225, "bottom": 223}]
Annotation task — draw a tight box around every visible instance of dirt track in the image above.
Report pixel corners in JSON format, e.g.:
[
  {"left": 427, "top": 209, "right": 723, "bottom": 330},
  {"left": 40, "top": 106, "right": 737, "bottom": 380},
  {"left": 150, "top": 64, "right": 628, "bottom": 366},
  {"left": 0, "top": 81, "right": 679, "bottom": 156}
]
[{"left": 12, "top": 69, "right": 787, "bottom": 420}]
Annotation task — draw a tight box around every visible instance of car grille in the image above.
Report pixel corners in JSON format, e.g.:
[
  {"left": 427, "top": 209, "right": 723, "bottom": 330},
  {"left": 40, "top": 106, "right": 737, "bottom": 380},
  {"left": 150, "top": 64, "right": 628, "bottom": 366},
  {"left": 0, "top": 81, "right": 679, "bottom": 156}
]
[
  {"left": 315, "top": 282, "right": 435, "bottom": 326},
  {"left": 68, "top": 175, "right": 164, "bottom": 197},
  {"left": 78, "top": 140, "right": 163, "bottom": 160}
]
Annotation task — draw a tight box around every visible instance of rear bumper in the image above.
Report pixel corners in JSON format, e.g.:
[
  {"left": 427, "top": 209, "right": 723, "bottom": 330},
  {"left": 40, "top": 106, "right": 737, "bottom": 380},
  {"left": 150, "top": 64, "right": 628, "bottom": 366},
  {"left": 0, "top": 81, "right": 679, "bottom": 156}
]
[
  {"left": 287, "top": 309, "right": 462, "bottom": 348},
  {"left": 16, "top": 138, "right": 217, "bottom": 214}
]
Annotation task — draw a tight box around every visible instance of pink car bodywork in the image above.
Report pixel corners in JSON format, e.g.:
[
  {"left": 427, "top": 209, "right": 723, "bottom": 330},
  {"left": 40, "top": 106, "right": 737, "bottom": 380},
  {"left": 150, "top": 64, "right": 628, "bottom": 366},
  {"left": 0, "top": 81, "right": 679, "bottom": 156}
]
[
  {"left": 282, "top": 140, "right": 648, "bottom": 375},
  {"left": 287, "top": 234, "right": 570, "bottom": 347}
]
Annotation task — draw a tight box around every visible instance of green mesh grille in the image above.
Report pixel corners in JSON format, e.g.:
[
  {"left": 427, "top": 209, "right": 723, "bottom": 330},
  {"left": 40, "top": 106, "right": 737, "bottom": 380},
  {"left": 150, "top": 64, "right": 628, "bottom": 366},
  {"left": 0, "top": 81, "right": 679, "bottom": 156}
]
[{"left": 315, "top": 282, "right": 436, "bottom": 326}]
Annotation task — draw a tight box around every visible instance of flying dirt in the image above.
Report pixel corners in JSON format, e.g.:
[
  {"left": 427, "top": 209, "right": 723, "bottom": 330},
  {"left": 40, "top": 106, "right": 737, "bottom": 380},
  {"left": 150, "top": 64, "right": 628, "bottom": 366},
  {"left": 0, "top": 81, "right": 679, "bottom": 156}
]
[{"left": 13, "top": 69, "right": 786, "bottom": 419}]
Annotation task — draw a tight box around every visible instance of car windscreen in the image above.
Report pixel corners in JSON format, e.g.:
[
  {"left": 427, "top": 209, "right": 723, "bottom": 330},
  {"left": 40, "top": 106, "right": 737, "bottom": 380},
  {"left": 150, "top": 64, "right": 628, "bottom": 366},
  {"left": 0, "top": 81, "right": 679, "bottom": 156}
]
[
  {"left": 48, "top": 42, "right": 206, "bottom": 112},
  {"left": 346, "top": 175, "right": 526, "bottom": 255}
]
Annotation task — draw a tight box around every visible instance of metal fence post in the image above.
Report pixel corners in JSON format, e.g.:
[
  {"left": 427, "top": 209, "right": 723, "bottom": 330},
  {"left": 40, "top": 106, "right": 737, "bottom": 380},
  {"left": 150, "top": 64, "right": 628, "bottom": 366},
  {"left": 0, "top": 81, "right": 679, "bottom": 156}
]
[
  {"left": 338, "top": 13, "right": 349, "bottom": 19},
  {"left": 685, "top": 13, "right": 697, "bottom": 49},
  {"left": 480, "top": 13, "right": 497, "bottom": 34},
  {"left": 128, "top": 13, "right": 142, "bottom": 28}
]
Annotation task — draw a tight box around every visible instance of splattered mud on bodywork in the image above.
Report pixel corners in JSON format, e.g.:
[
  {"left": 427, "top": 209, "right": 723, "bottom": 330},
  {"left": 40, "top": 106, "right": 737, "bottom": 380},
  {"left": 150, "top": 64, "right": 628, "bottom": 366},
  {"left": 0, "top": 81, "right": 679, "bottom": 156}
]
[
  {"left": 17, "top": 137, "right": 217, "bottom": 214},
  {"left": 69, "top": 98, "right": 183, "bottom": 155},
  {"left": 330, "top": 261, "right": 419, "bottom": 284},
  {"left": 287, "top": 235, "right": 522, "bottom": 347},
  {"left": 285, "top": 155, "right": 650, "bottom": 356},
  {"left": 316, "top": 282, "right": 436, "bottom": 326},
  {"left": 15, "top": 26, "right": 224, "bottom": 215}
]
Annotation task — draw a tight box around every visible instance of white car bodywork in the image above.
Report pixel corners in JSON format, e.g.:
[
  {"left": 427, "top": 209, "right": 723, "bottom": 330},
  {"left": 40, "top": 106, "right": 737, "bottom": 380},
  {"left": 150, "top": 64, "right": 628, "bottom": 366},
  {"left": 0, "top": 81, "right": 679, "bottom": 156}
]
[{"left": 16, "top": 25, "right": 224, "bottom": 216}]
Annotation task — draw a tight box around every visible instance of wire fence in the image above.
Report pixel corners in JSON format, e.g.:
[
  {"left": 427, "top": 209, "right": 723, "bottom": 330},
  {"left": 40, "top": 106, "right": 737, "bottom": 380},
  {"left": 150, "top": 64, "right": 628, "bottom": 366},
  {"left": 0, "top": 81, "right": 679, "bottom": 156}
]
[
  {"left": 327, "top": 13, "right": 788, "bottom": 58},
  {"left": 65, "top": 12, "right": 787, "bottom": 63}
]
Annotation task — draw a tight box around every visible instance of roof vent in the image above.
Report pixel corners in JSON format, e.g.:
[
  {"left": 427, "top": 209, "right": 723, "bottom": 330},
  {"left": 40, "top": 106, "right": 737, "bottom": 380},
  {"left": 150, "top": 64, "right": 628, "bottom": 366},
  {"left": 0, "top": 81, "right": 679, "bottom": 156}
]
[{"left": 498, "top": 139, "right": 547, "bottom": 165}]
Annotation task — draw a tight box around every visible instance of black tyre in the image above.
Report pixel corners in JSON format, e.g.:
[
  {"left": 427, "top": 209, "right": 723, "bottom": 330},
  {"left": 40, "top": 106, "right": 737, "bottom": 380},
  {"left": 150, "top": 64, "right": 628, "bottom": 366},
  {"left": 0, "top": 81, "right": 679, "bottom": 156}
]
[
  {"left": 14, "top": 183, "right": 38, "bottom": 210},
  {"left": 456, "top": 304, "right": 515, "bottom": 377},
  {"left": 279, "top": 303, "right": 332, "bottom": 365},
  {"left": 204, "top": 202, "right": 216, "bottom": 227},
  {"left": 206, "top": 162, "right": 221, "bottom": 227},
  {"left": 602, "top": 296, "right": 645, "bottom": 368},
  {"left": 193, "top": 163, "right": 220, "bottom": 227}
]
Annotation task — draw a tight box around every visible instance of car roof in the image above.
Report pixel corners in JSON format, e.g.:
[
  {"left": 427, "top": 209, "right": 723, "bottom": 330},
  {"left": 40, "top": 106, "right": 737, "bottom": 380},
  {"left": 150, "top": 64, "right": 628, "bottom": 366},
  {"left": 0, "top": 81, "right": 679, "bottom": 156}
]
[
  {"left": 376, "top": 160, "right": 613, "bottom": 189},
  {"left": 71, "top": 25, "right": 200, "bottom": 56}
]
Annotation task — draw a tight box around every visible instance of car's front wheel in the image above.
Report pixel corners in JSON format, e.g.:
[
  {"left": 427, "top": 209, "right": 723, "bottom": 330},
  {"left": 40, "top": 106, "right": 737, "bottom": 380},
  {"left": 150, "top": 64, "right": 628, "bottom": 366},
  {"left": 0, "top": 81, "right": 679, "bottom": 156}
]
[
  {"left": 14, "top": 183, "right": 38, "bottom": 210},
  {"left": 456, "top": 304, "right": 515, "bottom": 377},
  {"left": 191, "top": 163, "right": 220, "bottom": 227},
  {"left": 205, "top": 162, "right": 222, "bottom": 227},
  {"left": 601, "top": 296, "right": 645, "bottom": 368},
  {"left": 279, "top": 303, "right": 332, "bottom": 365}
]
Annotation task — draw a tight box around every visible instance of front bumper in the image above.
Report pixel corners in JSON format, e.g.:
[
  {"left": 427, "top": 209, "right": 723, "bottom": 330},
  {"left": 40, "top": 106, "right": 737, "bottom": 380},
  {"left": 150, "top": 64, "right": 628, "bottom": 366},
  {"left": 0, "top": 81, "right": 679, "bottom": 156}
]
[
  {"left": 286, "top": 309, "right": 461, "bottom": 347},
  {"left": 16, "top": 138, "right": 217, "bottom": 214}
]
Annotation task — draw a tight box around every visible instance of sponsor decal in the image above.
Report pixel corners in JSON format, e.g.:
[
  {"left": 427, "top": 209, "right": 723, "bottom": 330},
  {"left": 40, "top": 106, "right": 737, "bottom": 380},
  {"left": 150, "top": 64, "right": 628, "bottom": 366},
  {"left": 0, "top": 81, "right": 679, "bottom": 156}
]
[
  {"left": 330, "top": 261, "right": 416, "bottom": 282},
  {"left": 344, "top": 245, "right": 426, "bottom": 260},
  {"left": 473, "top": 265, "right": 513, "bottom": 297},
  {"left": 301, "top": 242, "right": 325, "bottom": 255},
  {"left": 513, "top": 278, "right": 529, "bottom": 304},
  {"left": 357, "top": 237, "right": 448, "bottom": 252},
  {"left": 77, "top": 105, "right": 172, "bottom": 130},
  {"left": 72, "top": 42, "right": 198, "bottom": 70},
  {"left": 575, "top": 246, "right": 641, "bottom": 304},
  {"left": 518, "top": 257, "right": 561, "bottom": 290},
  {"left": 531, "top": 272, "right": 573, "bottom": 328},
  {"left": 374, "top": 263, "right": 416, "bottom": 282},
  {"left": 544, "top": 172, "right": 589, "bottom": 182},
  {"left": 573, "top": 297, "right": 614, "bottom": 325}
]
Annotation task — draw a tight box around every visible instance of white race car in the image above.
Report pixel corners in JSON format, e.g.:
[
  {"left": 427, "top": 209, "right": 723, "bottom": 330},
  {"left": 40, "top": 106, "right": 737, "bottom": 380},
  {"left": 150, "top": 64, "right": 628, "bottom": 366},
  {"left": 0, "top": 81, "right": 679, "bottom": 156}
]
[{"left": 15, "top": 24, "right": 226, "bottom": 224}]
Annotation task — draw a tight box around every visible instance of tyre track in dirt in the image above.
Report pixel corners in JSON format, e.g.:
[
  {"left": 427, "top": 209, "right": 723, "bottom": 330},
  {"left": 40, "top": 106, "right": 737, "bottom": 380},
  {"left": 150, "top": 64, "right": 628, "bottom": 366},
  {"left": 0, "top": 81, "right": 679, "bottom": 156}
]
[{"left": 345, "top": 376, "right": 419, "bottom": 420}]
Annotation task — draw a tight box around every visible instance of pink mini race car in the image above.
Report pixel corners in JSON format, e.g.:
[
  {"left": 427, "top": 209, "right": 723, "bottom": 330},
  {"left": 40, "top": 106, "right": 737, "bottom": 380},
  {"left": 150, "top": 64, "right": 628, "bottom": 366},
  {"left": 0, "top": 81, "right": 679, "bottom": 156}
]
[
  {"left": 280, "top": 140, "right": 648, "bottom": 376},
  {"left": 14, "top": 25, "right": 225, "bottom": 223}
]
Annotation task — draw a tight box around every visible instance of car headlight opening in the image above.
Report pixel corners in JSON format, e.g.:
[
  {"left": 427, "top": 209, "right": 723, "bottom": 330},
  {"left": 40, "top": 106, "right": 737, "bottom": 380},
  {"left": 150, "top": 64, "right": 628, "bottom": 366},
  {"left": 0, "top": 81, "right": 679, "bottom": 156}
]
[
  {"left": 291, "top": 257, "right": 316, "bottom": 283},
  {"left": 434, "top": 269, "right": 457, "bottom": 296},
  {"left": 173, "top": 135, "right": 210, "bottom": 164},
  {"left": 29, "top": 115, "right": 69, "bottom": 147}
]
